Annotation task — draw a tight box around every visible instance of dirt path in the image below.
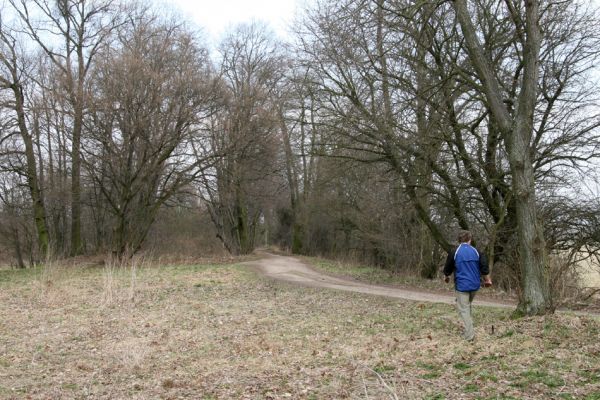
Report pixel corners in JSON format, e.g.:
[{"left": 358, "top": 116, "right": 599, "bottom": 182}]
[{"left": 245, "top": 253, "right": 514, "bottom": 309}]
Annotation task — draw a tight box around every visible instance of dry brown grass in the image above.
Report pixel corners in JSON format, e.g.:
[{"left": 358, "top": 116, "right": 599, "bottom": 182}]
[{"left": 0, "top": 260, "right": 599, "bottom": 399}]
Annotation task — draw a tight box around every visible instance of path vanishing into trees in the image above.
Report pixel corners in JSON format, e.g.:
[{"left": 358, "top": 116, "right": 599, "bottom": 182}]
[{"left": 245, "top": 253, "right": 514, "bottom": 309}]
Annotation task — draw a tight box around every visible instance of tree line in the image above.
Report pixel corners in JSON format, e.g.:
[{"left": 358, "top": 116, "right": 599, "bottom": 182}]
[{"left": 1, "top": 0, "right": 599, "bottom": 316}]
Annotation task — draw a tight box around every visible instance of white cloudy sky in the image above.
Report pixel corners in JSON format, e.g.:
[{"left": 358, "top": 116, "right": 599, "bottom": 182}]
[
  {"left": 167, "top": 0, "right": 300, "bottom": 43},
  {"left": 165, "top": 0, "right": 600, "bottom": 46}
]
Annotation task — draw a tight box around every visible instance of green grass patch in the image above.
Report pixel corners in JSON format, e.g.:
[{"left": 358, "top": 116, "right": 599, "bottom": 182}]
[
  {"left": 515, "top": 369, "right": 565, "bottom": 388},
  {"left": 499, "top": 329, "right": 515, "bottom": 338},
  {"left": 558, "top": 394, "right": 577, "bottom": 400},
  {"left": 543, "top": 321, "right": 570, "bottom": 338},
  {"left": 424, "top": 394, "right": 445, "bottom": 400},
  {"left": 579, "top": 369, "right": 600, "bottom": 384},
  {"left": 0, "top": 267, "right": 41, "bottom": 286},
  {"left": 464, "top": 383, "right": 478, "bottom": 392},
  {"left": 478, "top": 370, "right": 499, "bottom": 383},
  {"left": 454, "top": 362, "right": 471, "bottom": 370},
  {"left": 373, "top": 362, "right": 396, "bottom": 374},
  {"left": 417, "top": 361, "right": 442, "bottom": 379},
  {"left": 314, "top": 260, "right": 395, "bottom": 283}
]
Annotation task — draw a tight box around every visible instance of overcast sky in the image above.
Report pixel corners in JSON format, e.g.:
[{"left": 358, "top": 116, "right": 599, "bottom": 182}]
[
  {"left": 165, "top": 0, "right": 600, "bottom": 46},
  {"left": 167, "top": 0, "right": 300, "bottom": 43}
]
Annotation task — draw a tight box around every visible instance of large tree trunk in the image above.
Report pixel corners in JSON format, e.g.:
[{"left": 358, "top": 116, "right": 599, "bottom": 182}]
[
  {"left": 14, "top": 84, "right": 49, "bottom": 258},
  {"left": 508, "top": 138, "right": 551, "bottom": 314},
  {"left": 235, "top": 182, "right": 254, "bottom": 255},
  {"left": 509, "top": 0, "right": 552, "bottom": 314},
  {"left": 452, "top": 0, "right": 552, "bottom": 314}
]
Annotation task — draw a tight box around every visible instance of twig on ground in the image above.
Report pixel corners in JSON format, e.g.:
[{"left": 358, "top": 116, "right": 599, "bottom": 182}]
[{"left": 362, "top": 365, "right": 399, "bottom": 400}]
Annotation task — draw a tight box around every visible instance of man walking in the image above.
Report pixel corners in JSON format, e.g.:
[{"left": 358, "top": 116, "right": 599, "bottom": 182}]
[{"left": 444, "top": 230, "right": 492, "bottom": 341}]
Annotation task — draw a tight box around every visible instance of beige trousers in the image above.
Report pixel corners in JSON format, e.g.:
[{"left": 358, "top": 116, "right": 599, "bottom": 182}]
[{"left": 456, "top": 290, "right": 477, "bottom": 340}]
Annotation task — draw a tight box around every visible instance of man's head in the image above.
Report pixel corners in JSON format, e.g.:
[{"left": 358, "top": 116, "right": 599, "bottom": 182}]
[{"left": 458, "top": 230, "right": 472, "bottom": 244}]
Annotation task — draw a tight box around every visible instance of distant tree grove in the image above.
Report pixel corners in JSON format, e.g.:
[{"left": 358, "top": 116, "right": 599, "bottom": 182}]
[{"left": 1, "top": 0, "right": 600, "bottom": 315}]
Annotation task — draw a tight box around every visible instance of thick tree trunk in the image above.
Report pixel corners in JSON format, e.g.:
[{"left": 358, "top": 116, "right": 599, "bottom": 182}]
[
  {"left": 509, "top": 0, "right": 552, "bottom": 314},
  {"left": 14, "top": 84, "right": 49, "bottom": 257},
  {"left": 235, "top": 183, "right": 253, "bottom": 255},
  {"left": 452, "top": 0, "right": 552, "bottom": 314},
  {"left": 508, "top": 143, "right": 551, "bottom": 314}
]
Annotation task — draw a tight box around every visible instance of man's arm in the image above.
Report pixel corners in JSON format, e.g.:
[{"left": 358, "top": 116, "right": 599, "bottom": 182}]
[
  {"left": 479, "top": 253, "right": 490, "bottom": 275},
  {"left": 443, "top": 248, "right": 455, "bottom": 277},
  {"left": 479, "top": 252, "right": 492, "bottom": 287}
]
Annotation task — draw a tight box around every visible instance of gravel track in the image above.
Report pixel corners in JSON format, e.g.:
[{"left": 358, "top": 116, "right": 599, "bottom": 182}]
[{"left": 245, "top": 252, "right": 514, "bottom": 309}]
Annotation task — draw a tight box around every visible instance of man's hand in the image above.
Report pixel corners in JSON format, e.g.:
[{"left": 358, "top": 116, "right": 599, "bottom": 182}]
[
  {"left": 444, "top": 275, "right": 450, "bottom": 283},
  {"left": 483, "top": 275, "right": 492, "bottom": 287}
]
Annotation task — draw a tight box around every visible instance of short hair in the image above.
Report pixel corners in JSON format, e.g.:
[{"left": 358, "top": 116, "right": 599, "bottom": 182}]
[{"left": 458, "top": 230, "right": 472, "bottom": 243}]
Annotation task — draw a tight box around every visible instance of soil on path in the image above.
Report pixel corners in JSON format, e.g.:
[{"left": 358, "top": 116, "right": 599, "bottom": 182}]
[{"left": 245, "top": 252, "right": 514, "bottom": 309}]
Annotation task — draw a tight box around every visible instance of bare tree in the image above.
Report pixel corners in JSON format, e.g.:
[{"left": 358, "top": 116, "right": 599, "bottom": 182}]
[
  {"left": 84, "top": 11, "right": 215, "bottom": 257},
  {"left": 32, "top": 58, "right": 72, "bottom": 253},
  {"left": 450, "top": 0, "right": 600, "bottom": 315},
  {"left": 295, "top": 0, "right": 600, "bottom": 313},
  {"left": 0, "top": 18, "right": 49, "bottom": 257},
  {"left": 276, "top": 63, "right": 320, "bottom": 254},
  {"left": 198, "top": 22, "right": 286, "bottom": 255},
  {"left": 8, "top": 0, "right": 123, "bottom": 255}
]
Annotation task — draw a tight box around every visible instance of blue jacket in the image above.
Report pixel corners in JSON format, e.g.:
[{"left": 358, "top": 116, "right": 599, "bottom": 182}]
[{"left": 444, "top": 243, "right": 489, "bottom": 292}]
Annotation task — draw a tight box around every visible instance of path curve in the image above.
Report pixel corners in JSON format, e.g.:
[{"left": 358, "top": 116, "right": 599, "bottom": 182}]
[{"left": 244, "top": 253, "right": 514, "bottom": 309}]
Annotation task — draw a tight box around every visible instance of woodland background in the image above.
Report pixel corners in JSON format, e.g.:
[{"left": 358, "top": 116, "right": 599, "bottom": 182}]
[{"left": 1, "top": 0, "right": 600, "bottom": 314}]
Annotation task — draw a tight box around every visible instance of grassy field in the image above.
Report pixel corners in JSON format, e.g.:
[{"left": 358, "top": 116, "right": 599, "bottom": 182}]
[{"left": 0, "top": 259, "right": 599, "bottom": 399}]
